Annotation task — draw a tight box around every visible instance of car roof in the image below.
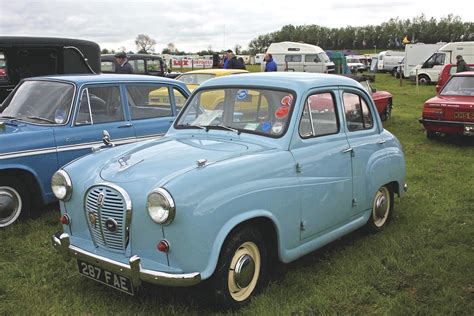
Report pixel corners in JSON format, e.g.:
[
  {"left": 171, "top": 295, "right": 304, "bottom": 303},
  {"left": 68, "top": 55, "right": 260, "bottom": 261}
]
[
  {"left": 23, "top": 73, "right": 184, "bottom": 86},
  {"left": 180, "top": 69, "right": 248, "bottom": 76},
  {"left": 199, "top": 72, "right": 363, "bottom": 91}
]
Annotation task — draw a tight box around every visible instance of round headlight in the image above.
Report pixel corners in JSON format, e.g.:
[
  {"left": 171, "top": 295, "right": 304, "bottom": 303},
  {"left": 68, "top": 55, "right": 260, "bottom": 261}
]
[
  {"left": 147, "top": 188, "right": 175, "bottom": 225},
  {"left": 51, "top": 170, "right": 72, "bottom": 201}
]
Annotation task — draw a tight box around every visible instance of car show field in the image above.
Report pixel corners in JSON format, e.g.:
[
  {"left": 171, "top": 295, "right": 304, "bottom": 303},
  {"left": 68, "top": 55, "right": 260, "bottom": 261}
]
[{"left": 0, "top": 72, "right": 473, "bottom": 314}]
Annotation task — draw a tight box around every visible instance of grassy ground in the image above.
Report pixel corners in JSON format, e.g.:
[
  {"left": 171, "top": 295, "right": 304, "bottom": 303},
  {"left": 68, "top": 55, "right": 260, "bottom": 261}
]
[{"left": 1, "top": 74, "right": 473, "bottom": 315}]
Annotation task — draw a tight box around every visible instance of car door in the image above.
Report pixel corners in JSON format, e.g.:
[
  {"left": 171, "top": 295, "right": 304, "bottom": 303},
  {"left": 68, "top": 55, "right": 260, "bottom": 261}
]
[
  {"left": 290, "top": 90, "right": 353, "bottom": 240},
  {"left": 125, "top": 83, "right": 185, "bottom": 140},
  {"left": 341, "top": 88, "right": 385, "bottom": 214},
  {"left": 54, "top": 84, "right": 135, "bottom": 168}
]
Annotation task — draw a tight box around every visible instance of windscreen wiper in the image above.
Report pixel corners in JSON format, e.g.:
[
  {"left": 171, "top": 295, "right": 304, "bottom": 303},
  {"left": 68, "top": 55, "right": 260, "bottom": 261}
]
[
  {"left": 26, "top": 115, "right": 56, "bottom": 124},
  {"left": 205, "top": 124, "right": 241, "bottom": 135},
  {"left": 184, "top": 123, "right": 206, "bottom": 130}
]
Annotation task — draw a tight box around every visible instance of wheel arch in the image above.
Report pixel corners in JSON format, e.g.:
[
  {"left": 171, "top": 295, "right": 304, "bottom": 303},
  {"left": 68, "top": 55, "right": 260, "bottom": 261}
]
[{"left": 0, "top": 167, "right": 44, "bottom": 205}]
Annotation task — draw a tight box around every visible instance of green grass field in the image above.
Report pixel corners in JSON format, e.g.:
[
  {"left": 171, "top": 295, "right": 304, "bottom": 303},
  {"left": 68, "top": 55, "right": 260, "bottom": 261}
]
[{"left": 1, "top": 73, "right": 473, "bottom": 315}]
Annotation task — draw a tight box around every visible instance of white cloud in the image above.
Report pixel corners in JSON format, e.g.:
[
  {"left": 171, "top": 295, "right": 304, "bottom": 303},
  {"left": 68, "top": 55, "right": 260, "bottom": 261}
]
[{"left": 1, "top": 0, "right": 472, "bottom": 52}]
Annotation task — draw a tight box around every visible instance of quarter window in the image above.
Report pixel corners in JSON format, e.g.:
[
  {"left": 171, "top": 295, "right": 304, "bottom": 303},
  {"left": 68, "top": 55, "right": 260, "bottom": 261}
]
[
  {"left": 343, "top": 92, "right": 374, "bottom": 131},
  {"left": 299, "top": 92, "right": 339, "bottom": 138},
  {"left": 76, "top": 86, "right": 124, "bottom": 125},
  {"left": 127, "top": 85, "right": 172, "bottom": 119}
]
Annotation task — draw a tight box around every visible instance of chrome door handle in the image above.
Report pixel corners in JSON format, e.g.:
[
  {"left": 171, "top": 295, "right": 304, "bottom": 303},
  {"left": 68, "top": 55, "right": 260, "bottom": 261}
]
[
  {"left": 119, "top": 123, "right": 133, "bottom": 128},
  {"left": 342, "top": 147, "right": 353, "bottom": 153}
]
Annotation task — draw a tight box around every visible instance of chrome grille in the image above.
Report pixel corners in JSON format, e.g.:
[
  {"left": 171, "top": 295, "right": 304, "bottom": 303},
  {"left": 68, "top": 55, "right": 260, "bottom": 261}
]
[{"left": 85, "top": 185, "right": 130, "bottom": 252}]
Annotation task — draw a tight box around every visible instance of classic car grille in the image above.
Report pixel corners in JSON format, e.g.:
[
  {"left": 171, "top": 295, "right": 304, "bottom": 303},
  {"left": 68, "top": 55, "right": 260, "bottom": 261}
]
[{"left": 85, "top": 185, "right": 129, "bottom": 252}]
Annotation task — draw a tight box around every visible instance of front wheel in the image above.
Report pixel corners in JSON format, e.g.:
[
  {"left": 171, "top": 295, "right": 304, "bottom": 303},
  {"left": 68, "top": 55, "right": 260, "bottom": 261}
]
[
  {"left": 210, "top": 227, "right": 267, "bottom": 309},
  {"left": 418, "top": 75, "right": 431, "bottom": 85},
  {"left": 366, "top": 185, "right": 394, "bottom": 233},
  {"left": 381, "top": 101, "right": 392, "bottom": 121},
  {"left": 0, "top": 177, "right": 30, "bottom": 228}
]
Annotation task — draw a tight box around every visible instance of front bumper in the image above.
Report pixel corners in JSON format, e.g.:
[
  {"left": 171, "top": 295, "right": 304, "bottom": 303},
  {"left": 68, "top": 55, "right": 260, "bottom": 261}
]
[{"left": 52, "top": 232, "right": 201, "bottom": 287}]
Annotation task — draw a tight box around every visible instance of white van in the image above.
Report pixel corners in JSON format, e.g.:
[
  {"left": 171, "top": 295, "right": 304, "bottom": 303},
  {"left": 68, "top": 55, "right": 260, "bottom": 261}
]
[
  {"left": 263, "top": 42, "right": 335, "bottom": 73},
  {"left": 401, "top": 43, "right": 446, "bottom": 78},
  {"left": 254, "top": 53, "right": 265, "bottom": 65},
  {"left": 377, "top": 50, "right": 404, "bottom": 73},
  {"left": 409, "top": 42, "right": 474, "bottom": 84}
]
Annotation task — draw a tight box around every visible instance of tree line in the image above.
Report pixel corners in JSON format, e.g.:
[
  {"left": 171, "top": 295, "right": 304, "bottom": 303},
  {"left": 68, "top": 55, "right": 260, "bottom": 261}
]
[{"left": 248, "top": 14, "right": 474, "bottom": 54}]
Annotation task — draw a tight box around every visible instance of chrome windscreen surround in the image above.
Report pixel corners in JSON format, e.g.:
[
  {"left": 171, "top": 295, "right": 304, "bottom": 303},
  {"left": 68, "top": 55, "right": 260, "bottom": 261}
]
[{"left": 84, "top": 183, "right": 132, "bottom": 252}]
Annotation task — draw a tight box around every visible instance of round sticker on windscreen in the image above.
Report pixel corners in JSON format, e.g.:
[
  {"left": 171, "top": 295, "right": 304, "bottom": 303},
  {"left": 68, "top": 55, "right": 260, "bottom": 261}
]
[
  {"left": 261, "top": 121, "right": 272, "bottom": 132},
  {"left": 275, "top": 106, "right": 289, "bottom": 119},
  {"left": 281, "top": 95, "right": 293, "bottom": 106},
  {"left": 237, "top": 90, "right": 248, "bottom": 100},
  {"left": 272, "top": 122, "right": 283, "bottom": 134}
]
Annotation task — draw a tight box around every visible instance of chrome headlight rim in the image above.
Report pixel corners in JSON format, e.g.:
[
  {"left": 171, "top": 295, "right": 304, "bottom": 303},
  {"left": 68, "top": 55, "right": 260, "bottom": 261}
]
[
  {"left": 51, "top": 170, "right": 72, "bottom": 201},
  {"left": 147, "top": 188, "right": 175, "bottom": 225}
]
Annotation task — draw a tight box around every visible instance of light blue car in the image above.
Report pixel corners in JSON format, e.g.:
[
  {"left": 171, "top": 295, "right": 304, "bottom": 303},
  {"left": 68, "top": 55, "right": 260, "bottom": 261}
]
[{"left": 51, "top": 72, "right": 406, "bottom": 309}]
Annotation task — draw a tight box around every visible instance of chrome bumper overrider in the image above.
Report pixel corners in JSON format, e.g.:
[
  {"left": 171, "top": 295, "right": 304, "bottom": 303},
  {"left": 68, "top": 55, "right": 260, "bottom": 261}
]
[{"left": 52, "top": 232, "right": 201, "bottom": 287}]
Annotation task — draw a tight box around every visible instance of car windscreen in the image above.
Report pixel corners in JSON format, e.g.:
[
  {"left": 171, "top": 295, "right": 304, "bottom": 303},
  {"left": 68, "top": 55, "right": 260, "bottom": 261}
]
[
  {"left": 176, "top": 88, "right": 295, "bottom": 138},
  {"left": 1, "top": 80, "right": 74, "bottom": 124},
  {"left": 176, "top": 73, "right": 215, "bottom": 85},
  {"left": 440, "top": 76, "right": 474, "bottom": 96}
]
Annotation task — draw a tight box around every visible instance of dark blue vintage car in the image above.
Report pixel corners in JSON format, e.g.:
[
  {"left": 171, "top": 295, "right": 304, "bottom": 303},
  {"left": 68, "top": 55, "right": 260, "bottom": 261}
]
[{"left": 0, "top": 74, "right": 189, "bottom": 227}]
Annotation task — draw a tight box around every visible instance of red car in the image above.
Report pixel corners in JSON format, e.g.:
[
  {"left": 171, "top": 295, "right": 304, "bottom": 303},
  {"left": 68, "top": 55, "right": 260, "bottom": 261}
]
[
  {"left": 345, "top": 75, "right": 393, "bottom": 121},
  {"left": 420, "top": 71, "right": 474, "bottom": 138},
  {"left": 436, "top": 63, "right": 474, "bottom": 93}
]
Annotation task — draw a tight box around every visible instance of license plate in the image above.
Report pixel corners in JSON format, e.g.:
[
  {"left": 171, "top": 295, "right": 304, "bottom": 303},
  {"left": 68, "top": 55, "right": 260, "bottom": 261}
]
[
  {"left": 77, "top": 259, "right": 134, "bottom": 295},
  {"left": 454, "top": 112, "right": 474, "bottom": 120}
]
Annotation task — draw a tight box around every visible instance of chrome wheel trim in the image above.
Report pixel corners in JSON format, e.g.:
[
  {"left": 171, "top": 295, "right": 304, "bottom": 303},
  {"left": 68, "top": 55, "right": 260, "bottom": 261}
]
[
  {"left": 227, "top": 241, "right": 261, "bottom": 302},
  {"left": 372, "top": 187, "right": 390, "bottom": 227},
  {"left": 0, "top": 186, "right": 23, "bottom": 228}
]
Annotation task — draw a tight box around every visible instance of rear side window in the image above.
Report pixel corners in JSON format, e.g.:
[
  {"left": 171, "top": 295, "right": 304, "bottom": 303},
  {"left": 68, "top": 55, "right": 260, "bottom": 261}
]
[
  {"left": 101, "top": 61, "right": 115, "bottom": 73},
  {"left": 285, "top": 55, "right": 302, "bottom": 62},
  {"left": 343, "top": 92, "right": 374, "bottom": 131},
  {"left": 127, "top": 85, "right": 173, "bottom": 119},
  {"left": 299, "top": 92, "right": 339, "bottom": 138},
  {"left": 76, "top": 86, "right": 124, "bottom": 125}
]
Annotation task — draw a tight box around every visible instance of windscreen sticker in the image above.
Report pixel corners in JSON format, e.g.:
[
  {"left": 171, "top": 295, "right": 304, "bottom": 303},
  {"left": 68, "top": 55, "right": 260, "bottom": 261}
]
[
  {"left": 281, "top": 95, "right": 293, "bottom": 106},
  {"left": 244, "top": 123, "right": 259, "bottom": 130},
  {"left": 237, "top": 90, "right": 249, "bottom": 100},
  {"left": 261, "top": 121, "right": 272, "bottom": 132},
  {"left": 272, "top": 122, "right": 283, "bottom": 134},
  {"left": 275, "top": 106, "right": 289, "bottom": 119},
  {"left": 55, "top": 109, "right": 66, "bottom": 124}
]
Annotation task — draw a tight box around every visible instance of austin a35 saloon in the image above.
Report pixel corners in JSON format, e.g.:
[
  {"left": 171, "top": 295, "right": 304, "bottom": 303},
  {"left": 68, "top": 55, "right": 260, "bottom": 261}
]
[{"left": 51, "top": 73, "right": 406, "bottom": 309}]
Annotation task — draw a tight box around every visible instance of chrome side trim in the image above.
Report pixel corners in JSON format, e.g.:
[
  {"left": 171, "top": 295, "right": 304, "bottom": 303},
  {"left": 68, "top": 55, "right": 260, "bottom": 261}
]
[{"left": 51, "top": 233, "right": 201, "bottom": 287}]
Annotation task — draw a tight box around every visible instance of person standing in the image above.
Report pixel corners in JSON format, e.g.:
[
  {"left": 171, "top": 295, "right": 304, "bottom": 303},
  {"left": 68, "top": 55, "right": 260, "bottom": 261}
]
[
  {"left": 225, "top": 50, "right": 246, "bottom": 70},
  {"left": 114, "top": 52, "right": 134, "bottom": 74},
  {"left": 456, "top": 55, "right": 469, "bottom": 73},
  {"left": 264, "top": 53, "right": 277, "bottom": 72}
]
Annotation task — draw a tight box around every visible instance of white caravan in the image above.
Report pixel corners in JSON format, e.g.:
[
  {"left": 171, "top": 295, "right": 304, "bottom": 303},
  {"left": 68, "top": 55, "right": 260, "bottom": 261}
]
[
  {"left": 263, "top": 42, "right": 335, "bottom": 73},
  {"left": 409, "top": 41, "right": 474, "bottom": 84},
  {"left": 402, "top": 43, "right": 446, "bottom": 78},
  {"left": 377, "top": 50, "right": 405, "bottom": 73}
]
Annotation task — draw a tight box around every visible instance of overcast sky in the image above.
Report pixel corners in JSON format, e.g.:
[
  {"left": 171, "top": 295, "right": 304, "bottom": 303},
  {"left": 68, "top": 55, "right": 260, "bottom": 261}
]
[{"left": 1, "top": 0, "right": 473, "bottom": 53}]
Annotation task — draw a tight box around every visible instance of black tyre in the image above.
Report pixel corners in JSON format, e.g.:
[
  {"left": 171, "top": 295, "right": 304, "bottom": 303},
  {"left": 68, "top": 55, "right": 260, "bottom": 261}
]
[
  {"left": 427, "top": 131, "right": 438, "bottom": 139},
  {"left": 0, "top": 176, "right": 31, "bottom": 227},
  {"left": 418, "top": 75, "right": 430, "bottom": 85},
  {"left": 381, "top": 100, "right": 392, "bottom": 121},
  {"left": 366, "top": 185, "right": 394, "bottom": 233},
  {"left": 210, "top": 226, "right": 268, "bottom": 309}
]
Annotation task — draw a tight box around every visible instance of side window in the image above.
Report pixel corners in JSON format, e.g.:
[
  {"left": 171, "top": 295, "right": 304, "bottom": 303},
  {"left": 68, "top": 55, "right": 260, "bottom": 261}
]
[
  {"left": 299, "top": 92, "right": 339, "bottom": 138},
  {"left": 147, "top": 59, "right": 162, "bottom": 73},
  {"left": 305, "top": 54, "right": 321, "bottom": 63},
  {"left": 76, "top": 86, "right": 124, "bottom": 125},
  {"left": 128, "top": 84, "right": 172, "bottom": 119},
  {"left": 434, "top": 53, "right": 445, "bottom": 66},
  {"left": 285, "top": 55, "right": 302, "bottom": 62},
  {"left": 343, "top": 92, "right": 374, "bottom": 131},
  {"left": 101, "top": 61, "right": 115, "bottom": 73},
  {"left": 129, "top": 59, "right": 145, "bottom": 73},
  {"left": 172, "top": 88, "right": 188, "bottom": 112},
  {"left": 0, "top": 51, "right": 8, "bottom": 82}
]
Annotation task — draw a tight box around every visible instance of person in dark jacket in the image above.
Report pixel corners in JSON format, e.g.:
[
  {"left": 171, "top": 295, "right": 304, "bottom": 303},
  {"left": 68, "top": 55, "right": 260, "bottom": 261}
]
[
  {"left": 225, "top": 50, "right": 246, "bottom": 70},
  {"left": 114, "top": 52, "right": 134, "bottom": 74},
  {"left": 456, "top": 55, "right": 469, "bottom": 73},
  {"left": 264, "top": 53, "right": 277, "bottom": 72}
]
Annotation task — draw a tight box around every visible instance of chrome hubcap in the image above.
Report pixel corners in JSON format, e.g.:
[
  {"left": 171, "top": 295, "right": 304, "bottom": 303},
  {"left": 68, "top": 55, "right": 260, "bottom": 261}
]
[
  {"left": 372, "top": 187, "right": 390, "bottom": 227},
  {"left": 234, "top": 254, "right": 255, "bottom": 289},
  {"left": 0, "top": 187, "right": 22, "bottom": 227},
  {"left": 228, "top": 241, "right": 261, "bottom": 302}
]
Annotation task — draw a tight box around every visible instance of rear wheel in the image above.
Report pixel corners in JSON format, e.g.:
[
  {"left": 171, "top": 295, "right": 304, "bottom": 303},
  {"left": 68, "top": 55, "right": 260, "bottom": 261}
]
[
  {"left": 210, "top": 226, "right": 267, "bottom": 310},
  {"left": 426, "top": 131, "right": 438, "bottom": 139},
  {"left": 418, "top": 75, "right": 430, "bottom": 85},
  {"left": 0, "top": 177, "right": 30, "bottom": 228},
  {"left": 366, "top": 185, "right": 394, "bottom": 233}
]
